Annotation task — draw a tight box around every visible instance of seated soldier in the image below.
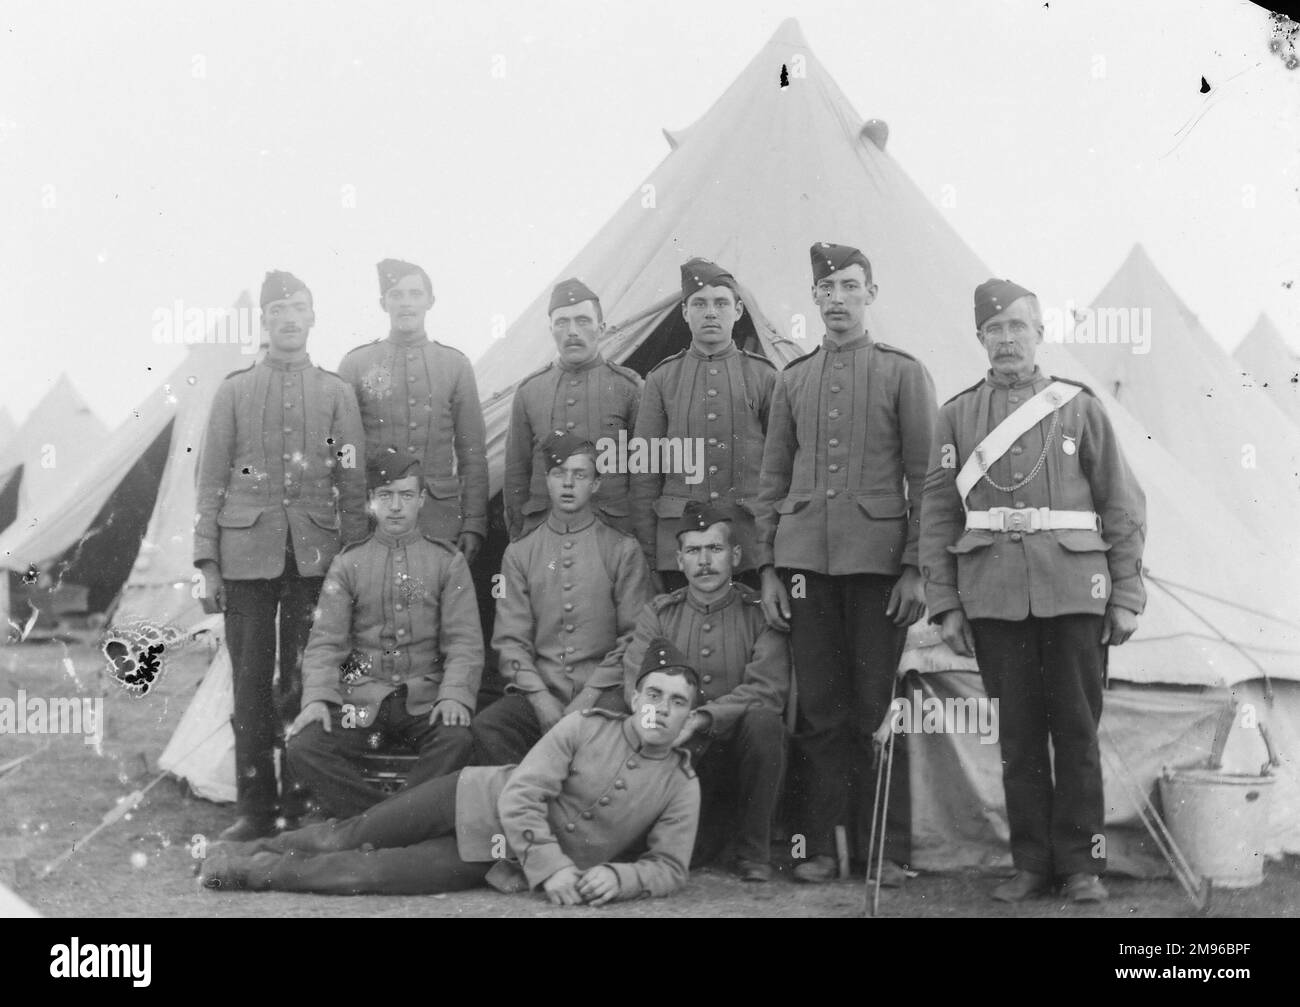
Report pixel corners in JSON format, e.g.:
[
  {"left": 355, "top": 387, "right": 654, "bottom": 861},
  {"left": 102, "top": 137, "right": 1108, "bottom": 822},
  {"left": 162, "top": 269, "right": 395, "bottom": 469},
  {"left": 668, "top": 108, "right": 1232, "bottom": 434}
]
[
  {"left": 471, "top": 432, "right": 652, "bottom": 765},
  {"left": 622, "top": 502, "right": 790, "bottom": 882},
  {"left": 285, "top": 458, "right": 483, "bottom": 818},
  {"left": 200, "top": 638, "right": 702, "bottom": 904}
]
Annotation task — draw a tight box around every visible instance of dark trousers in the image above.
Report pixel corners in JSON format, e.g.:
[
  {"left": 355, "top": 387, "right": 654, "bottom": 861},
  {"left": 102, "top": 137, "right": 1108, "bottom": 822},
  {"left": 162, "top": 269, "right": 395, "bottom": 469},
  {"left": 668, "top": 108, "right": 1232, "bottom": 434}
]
[
  {"left": 687, "top": 707, "right": 786, "bottom": 866},
  {"left": 286, "top": 688, "right": 474, "bottom": 819},
  {"left": 470, "top": 690, "right": 624, "bottom": 765},
  {"left": 970, "top": 614, "right": 1107, "bottom": 877},
  {"left": 658, "top": 570, "right": 762, "bottom": 594},
  {"left": 785, "top": 570, "right": 909, "bottom": 862},
  {"left": 224, "top": 570, "right": 323, "bottom": 819},
  {"left": 233, "top": 771, "right": 491, "bottom": 894}
]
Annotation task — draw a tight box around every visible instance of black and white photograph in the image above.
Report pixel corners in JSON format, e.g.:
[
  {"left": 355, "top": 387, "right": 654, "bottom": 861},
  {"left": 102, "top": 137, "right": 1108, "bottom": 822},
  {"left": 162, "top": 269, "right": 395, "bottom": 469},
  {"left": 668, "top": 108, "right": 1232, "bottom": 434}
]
[{"left": 2, "top": 0, "right": 1298, "bottom": 955}]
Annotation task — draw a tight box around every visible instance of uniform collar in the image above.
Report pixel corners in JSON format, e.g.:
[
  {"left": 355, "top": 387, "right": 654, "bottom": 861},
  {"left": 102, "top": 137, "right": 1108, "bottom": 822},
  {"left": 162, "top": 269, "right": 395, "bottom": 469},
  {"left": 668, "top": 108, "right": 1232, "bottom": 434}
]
[
  {"left": 262, "top": 354, "right": 312, "bottom": 372},
  {"left": 373, "top": 527, "right": 423, "bottom": 549},
  {"left": 546, "top": 512, "right": 596, "bottom": 534},
  {"left": 387, "top": 330, "right": 429, "bottom": 348},
  {"left": 821, "top": 331, "right": 872, "bottom": 353},
  {"left": 688, "top": 342, "right": 738, "bottom": 362},
  {"left": 685, "top": 583, "right": 738, "bottom": 613},
  {"left": 620, "top": 717, "right": 674, "bottom": 760},
  {"left": 558, "top": 354, "right": 604, "bottom": 375},
  {"left": 986, "top": 365, "right": 1044, "bottom": 390}
]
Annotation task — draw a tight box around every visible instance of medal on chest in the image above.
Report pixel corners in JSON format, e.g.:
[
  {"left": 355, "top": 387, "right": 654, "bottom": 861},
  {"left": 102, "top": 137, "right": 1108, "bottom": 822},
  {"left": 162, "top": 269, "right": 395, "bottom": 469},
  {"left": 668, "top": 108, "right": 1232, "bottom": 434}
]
[{"left": 1061, "top": 434, "right": 1077, "bottom": 456}]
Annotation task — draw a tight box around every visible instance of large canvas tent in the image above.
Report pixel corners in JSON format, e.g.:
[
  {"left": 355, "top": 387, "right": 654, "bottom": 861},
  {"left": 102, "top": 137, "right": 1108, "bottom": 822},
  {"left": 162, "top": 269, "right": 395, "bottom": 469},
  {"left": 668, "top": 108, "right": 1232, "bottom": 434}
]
[
  {"left": 0, "top": 375, "right": 107, "bottom": 538},
  {"left": 1071, "top": 246, "right": 1300, "bottom": 568},
  {"left": 470, "top": 19, "right": 1300, "bottom": 871},
  {"left": 0, "top": 303, "right": 252, "bottom": 629},
  {"left": 1234, "top": 313, "right": 1300, "bottom": 428}
]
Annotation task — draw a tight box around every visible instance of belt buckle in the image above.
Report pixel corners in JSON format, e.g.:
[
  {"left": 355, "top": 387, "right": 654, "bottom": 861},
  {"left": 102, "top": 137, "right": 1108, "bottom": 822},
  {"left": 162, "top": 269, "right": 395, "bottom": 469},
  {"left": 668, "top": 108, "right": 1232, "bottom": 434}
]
[{"left": 1004, "top": 509, "right": 1031, "bottom": 533}]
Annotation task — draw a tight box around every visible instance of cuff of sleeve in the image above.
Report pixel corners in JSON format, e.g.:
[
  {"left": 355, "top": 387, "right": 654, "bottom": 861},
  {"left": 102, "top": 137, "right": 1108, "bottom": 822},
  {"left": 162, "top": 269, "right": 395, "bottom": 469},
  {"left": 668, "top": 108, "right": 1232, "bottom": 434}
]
[
  {"left": 521, "top": 842, "right": 575, "bottom": 889},
  {"left": 1108, "top": 578, "right": 1146, "bottom": 615},
  {"left": 924, "top": 585, "right": 961, "bottom": 620},
  {"left": 300, "top": 686, "right": 340, "bottom": 710},
  {"left": 193, "top": 544, "right": 218, "bottom": 567},
  {"left": 752, "top": 542, "right": 775, "bottom": 570},
  {"left": 507, "top": 669, "right": 547, "bottom": 695},
  {"left": 461, "top": 518, "right": 488, "bottom": 539},
  {"left": 434, "top": 683, "right": 477, "bottom": 712},
  {"left": 609, "top": 862, "right": 643, "bottom": 901}
]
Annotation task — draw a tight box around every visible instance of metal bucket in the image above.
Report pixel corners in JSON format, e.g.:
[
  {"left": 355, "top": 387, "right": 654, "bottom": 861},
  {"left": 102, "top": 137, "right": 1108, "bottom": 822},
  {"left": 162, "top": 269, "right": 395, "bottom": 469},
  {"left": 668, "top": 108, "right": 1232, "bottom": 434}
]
[{"left": 1158, "top": 769, "right": 1275, "bottom": 889}]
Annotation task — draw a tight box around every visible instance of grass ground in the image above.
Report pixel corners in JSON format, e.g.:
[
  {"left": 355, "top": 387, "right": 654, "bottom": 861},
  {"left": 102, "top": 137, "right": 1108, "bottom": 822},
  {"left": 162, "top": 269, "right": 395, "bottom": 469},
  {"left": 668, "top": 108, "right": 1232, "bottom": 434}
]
[{"left": 2, "top": 641, "right": 1296, "bottom": 918}]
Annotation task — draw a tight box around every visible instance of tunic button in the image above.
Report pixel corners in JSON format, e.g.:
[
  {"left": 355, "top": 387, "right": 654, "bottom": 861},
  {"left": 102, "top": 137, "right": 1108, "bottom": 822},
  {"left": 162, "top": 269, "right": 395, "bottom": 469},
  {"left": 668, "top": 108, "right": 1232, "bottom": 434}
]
[
  {"left": 395, "top": 603, "right": 404, "bottom": 611},
  {"left": 282, "top": 453, "right": 291, "bottom": 461},
  {"left": 702, "top": 674, "right": 713, "bottom": 685},
  {"left": 408, "top": 375, "right": 416, "bottom": 382},
  {"left": 567, "top": 398, "right": 577, "bottom": 406},
  {"left": 563, "top": 559, "right": 573, "bottom": 568},
  {"left": 1011, "top": 473, "right": 1024, "bottom": 481},
  {"left": 565, "top": 645, "right": 575, "bottom": 654},
  {"left": 564, "top": 541, "right": 574, "bottom": 549},
  {"left": 408, "top": 422, "right": 418, "bottom": 429},
  {"left": 581, "top": 811, "right": 594, "bottom": 820},
  {"left": 828, "top": 464, "right": 840, "bottom": 473},
  {"left": 599, "top": 796, "right": 611, "bottom": 806},
  {"left": 1009, "top": 395, "right": 1020, "bottom": 404},
  {"left": 283, "top": 427, "right": 293, "bottom": 435},
  {"left": 709, "top": 368, "right": 719, "bottom": 375},
  {"left": 563, "top": 583, "right": 573, "bottom": 591},
  {"left": 569, "top": 380, "right": 580, "bottom": 387},
  {"left": 626, "top": 758, "right": 639, "bottom": 769},
  {"left": 392, "top": 675, "right": 401, "bottom": 683},
  {"left": 834, "top": 361, "right": 845, "bottom": 369},
  {"left": 701, "top": 623, "right": 712, "bottom": 632},
  {"left": 564, "top": 624, "right": 575, "bottom": 632},
  {"left": 565, "top": 421, "right": 576, "bottom": 430},
  {"left": 828, "top": 409, "right": 840, "bottom": 419},
  {"left": 1011, "top": 446, "right": 1023, "bottom": 455},
  {"left": 829, "top": 438, "right": 839, "bottom": 447},
  {"left": 564, "top": 603, "right": 574, "bottom": 612},
  {"left": 827, "top": 489, "right": 837, "bottom": 498},
  {"left": 708, "top": 491, "right": 719, "bottom": 500},
  {"left": 707, "top": 438, "right": 717, "bottom": 446},
  {"left": 396, "top": 628, "right": 406, "bottom": 637},
  {"left": 282, "top": 498, "right": 291, "bottom": 506},
  {"left": 565, "top": 823, "right": 577, "bottom": 832},
  {"left": 1010, "top": 532, "right": 1023, "bottom": 542},
  {"left": 700, "top": 647, "right": 712, "bottom": 657},
  {"left": 707, "top": 413, "right": 717, "bottom": 421},
  {"left": 707, "top": 389, "right": 718, "bottom": 397},
  {"left": 408, "top": 446, "right": 418, "bottom": 453},
  {"left": 614, "top": 779, "right": 626, "bottom": 789},
  {"left": 830, "top": 384, "right": 841, "bottom": 393},
  {"left": 1014, "top": 500, "right": 1026, "bottom": 509},
  {"left": 708, "top": 465, "right": 718, "bottom": 475}
]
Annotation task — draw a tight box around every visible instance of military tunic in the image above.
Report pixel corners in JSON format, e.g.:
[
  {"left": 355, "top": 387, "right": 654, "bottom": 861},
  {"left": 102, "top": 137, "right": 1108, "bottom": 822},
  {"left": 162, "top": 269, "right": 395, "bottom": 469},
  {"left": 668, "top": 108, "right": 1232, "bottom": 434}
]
[
  {"left": 918, "top": 366, "right": 1146, "bottom": 877},
  {"left": 492, "top": 514, "right": 652, "bottom": 702},
  {"left": 629, "top": 344, "right": 775, "bottom": 572},
  {"left": 620, "top": 583, "right": 788, "bottom": 866},
  {"left": 287, "top": 527, "right": 483, "bottom": 818},
  {"left": 504, "top": 356, "right": 641, "bottom": 539},
  {"left": 337, "top": 334, "right": 488, "bottom": 541}
]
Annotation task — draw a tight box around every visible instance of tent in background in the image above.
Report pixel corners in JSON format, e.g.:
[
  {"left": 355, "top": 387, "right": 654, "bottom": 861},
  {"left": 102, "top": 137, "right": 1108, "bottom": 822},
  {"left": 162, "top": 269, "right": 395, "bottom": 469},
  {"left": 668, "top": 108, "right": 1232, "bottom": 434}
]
[
  {"left": 0, "top": 301, "right": 252, "bottom": 629},
  {"left": 0, "top": 375, "right": 108, "bottom": 538},
  {"left": 469, "top": 19, "right": 1300, "bottom": 871},
  {"left": 1071, "top": 246, "right": 1300, "bottom": 568},
  {"left": 0, "top": 408, "right": 16, "bottom": 455},
  {"left": 1234, "top": 313, "right": 1300, "bottom": 427}
]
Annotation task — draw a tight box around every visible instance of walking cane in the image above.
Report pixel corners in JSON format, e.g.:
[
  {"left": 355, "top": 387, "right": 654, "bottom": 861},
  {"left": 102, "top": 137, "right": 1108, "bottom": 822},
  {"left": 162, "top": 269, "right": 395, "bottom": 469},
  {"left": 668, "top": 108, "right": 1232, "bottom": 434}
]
[{"left": 865, "top": 673, "right": 901, "bottom": 917}]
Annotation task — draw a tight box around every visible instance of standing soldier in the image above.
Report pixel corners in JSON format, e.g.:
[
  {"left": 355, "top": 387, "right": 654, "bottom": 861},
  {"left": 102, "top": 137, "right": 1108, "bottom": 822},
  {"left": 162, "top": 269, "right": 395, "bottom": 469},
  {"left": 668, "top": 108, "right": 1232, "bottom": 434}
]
[
  {"left": 504, "top": 278, "right": 641, "bottom": 540},
  {"left": 473, "top": 433, "right": 653, "bottom": 764},
  {"left": 754, "top": 243, "right": 936, "bottom": 884},
  {"left": 920, "top": 278, "right": 1145, "bottom": 904},
  {"left": 338, "top": 258, "right": 487, "bottom": 565},
  {"left": 630, "top": 259, "right": 776, "bottom": 592},
  {"left": 194, "top": 270, "right": 368, "bottom": 842},
  {"left": 622, "top": 502, "right": 790, "bottom": 882},
  {"left": 285, "top": 458, "right": 483, "bottom": 819}
]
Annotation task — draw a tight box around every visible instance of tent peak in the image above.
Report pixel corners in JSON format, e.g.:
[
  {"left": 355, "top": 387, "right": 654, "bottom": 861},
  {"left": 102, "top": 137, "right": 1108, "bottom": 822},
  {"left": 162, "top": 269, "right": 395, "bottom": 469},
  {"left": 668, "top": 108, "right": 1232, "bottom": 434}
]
[{"left": 768, "top": 18, "right": 811, "bottom": 51}]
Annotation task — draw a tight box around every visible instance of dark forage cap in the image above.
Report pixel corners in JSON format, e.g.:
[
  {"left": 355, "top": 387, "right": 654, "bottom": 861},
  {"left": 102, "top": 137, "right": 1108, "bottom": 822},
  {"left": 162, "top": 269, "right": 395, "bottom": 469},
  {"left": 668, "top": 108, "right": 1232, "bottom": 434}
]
[
  {"left": 676, "top": 500, "right": 735, "bottom": 539},
  {"left": 366, "top": 453, "right": 424, "bottom": 490},
  {"left": 634, "top": 635, "right": 700, "bottom": 689},
  {"left": 974, "top": 278, "right": 1036, "bottom": 330},
  {"left": 680, "top": 257, "right": 739, "bottom": 301},
  {"left": 539, "top": 431, "right": 598, "bottom": 471},
  {"left": 260, "top": 270, "right": 310, "bottom": 308},
  {"left": 548, "top": 277, "right": 601, "bottom": 315},
  {"left": 377, "top": 258, "right": 433, "bottom": 297},
  {"left": 809, "top": 242, "right": 872, "bottom": 284}
]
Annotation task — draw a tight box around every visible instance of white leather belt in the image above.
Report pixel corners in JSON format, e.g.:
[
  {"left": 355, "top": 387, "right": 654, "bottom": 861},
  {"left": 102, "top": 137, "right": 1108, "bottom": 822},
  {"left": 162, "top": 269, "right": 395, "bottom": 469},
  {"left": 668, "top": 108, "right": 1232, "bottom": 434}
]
[{"left": 964, "top": 507, "right": 1098, "bottom": 533}]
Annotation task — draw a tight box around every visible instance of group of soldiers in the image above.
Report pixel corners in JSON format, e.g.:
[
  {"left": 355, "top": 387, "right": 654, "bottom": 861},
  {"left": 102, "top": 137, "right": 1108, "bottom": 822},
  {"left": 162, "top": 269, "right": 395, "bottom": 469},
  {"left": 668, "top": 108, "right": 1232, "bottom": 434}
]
[{"left": 194, "top": 245, "right": 1146, "bottom": 907}]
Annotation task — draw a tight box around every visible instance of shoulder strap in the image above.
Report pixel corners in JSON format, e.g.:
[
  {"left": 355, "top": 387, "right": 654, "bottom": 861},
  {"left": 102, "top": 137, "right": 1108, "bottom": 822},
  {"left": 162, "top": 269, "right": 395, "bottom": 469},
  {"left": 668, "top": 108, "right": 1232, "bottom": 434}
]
[{"left": 954, "top": 381, "right": 1083, "bottom": 507}]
